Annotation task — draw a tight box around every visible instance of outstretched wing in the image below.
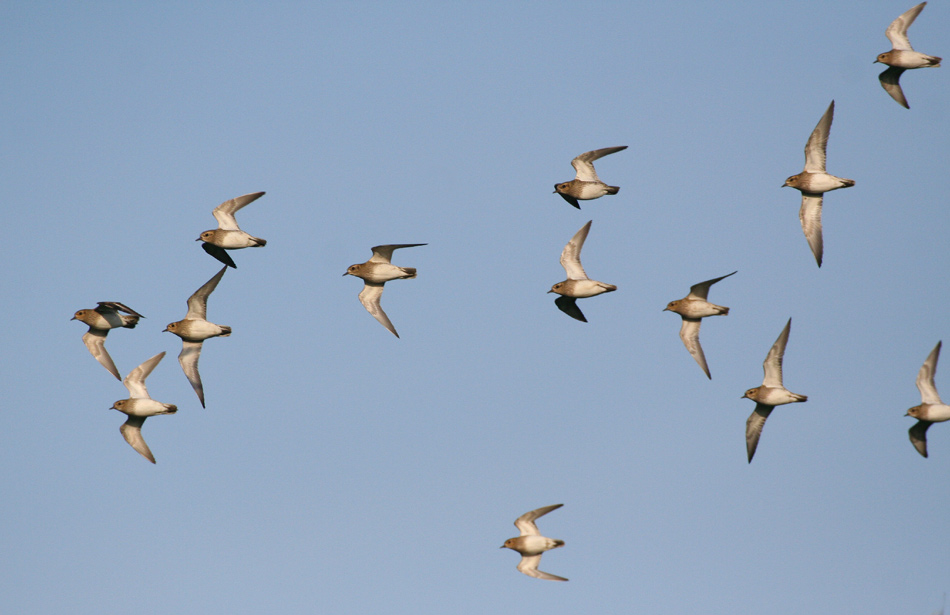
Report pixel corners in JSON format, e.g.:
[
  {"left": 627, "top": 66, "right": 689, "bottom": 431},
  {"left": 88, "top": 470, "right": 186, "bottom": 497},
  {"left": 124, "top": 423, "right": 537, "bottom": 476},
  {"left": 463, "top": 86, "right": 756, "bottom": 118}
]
[
  {"left": 799, "top": 195, "right": 824, "bottom": 268},
  {"left": 124, "top": 352, "right": 166, "bottom": 399},
  {"left": 885, "top": 2, "right": 925, "bottom": 51},
  {"left": 368, "top": 244, "right": 427, "bottom": 264},
  {"left": 212, "top": 191, "right": 265, "bottom": 231},
  {"left": 96, "top": 302, "right": 144, "bottom": 318},
  {"left": 917, "top": 341, "right": 943, "bottom": 404},
  {"left": 879, "top": 66, "right": 909, "bottom": 109},
  {"left": 571, "top": 146, "right": 627, "bottom": 181},
  {"left": 762, "top": 318, "right": 792, "bottom": 388},
  {"left": 554, "top": 296, "right": 587, "bottom": 323},
  {"left": 686, "top": 271, "right": 737, "bottom": 301},
  {"left": 909, "top": 419, "right": 932, "bottom": 458},
  {"left": 179, "top": 341, "right": 206, "bottom": 408},
  {"left": 559, "top": 221, "right": 591, "bottom": 280},
  {"left": 120, "top": 415, "right": 155, "bottom": 464},
  {"left": 679, "top": 319, "right": 710, "bottom": 379},
  {"left": 358, "top": 283, "right": 398, "bottom": 338},
  {"left": 201, "top": 243, "right": 238, "bottom": 268},
  {"left": 746, "top": 404, "right": 774, "bottom": 463},
  {"left": 185, "top": 266, "right": 227, "bottom": 320},
  {"left": 514, "top": 503, "right": 563, "bottom": 536},
  {"left": 517, "top": 555, "right": 568, "bottom": 582},
  {"left": 82, "top": 329, "right": 121, "bottom": 380}
]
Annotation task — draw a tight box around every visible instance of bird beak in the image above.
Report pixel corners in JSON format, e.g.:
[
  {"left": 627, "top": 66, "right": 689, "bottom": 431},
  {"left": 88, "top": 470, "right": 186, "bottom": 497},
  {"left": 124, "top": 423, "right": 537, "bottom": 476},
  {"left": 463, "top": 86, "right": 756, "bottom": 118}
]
[
  {"left": 342, "top": 271, "right": 350, "bottom": 276},
  {"left": 70, "top": 316, "right": 76, "bottom": 320},
  {"left": 162, "top": 327, "right": 169, "bottom": 332},
  {"left": 547, "top": 289, "right": 554, "bottom": 293},
  {"left": 195, "top": 237, "right": 202, "bottom": 241}
]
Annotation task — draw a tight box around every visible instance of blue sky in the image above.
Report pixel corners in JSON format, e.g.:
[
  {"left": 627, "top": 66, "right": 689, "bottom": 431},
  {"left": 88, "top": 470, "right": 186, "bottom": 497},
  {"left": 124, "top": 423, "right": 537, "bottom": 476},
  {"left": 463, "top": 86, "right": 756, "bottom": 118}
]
[{"left": 2, "top": 1, "right": 949, "bottom": 613}]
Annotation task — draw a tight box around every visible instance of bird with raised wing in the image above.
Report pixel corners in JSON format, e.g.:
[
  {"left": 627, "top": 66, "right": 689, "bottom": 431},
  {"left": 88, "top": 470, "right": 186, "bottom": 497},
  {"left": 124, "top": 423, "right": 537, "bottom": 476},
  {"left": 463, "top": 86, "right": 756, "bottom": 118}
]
[
  {"left": 554, "top": 146, "right": 627, "bottom": 209},
  {"left": 163, "top": 266, "right": 231, "bottom": 407},
  {"left": 72, "top": 301, "right": 144, "bottom": 380},
  {"left": 548, "top": 221, "right": 616, "bottom": 322},
  {"left": 110, "top": 352, "right": 178, "bottom": 464},
  {"left": 344, "top": 244, "right": 425, "bottom": 338},
  {"left": 664, "top": 271, "right": 736, "bottom": 379},
  {"left": 742, "top": 318, "right": 808, "bottom": 462},
  {"left": 501, "top": 504, "right": 567, "bottom": 582},
  {"left": 906, "top": 341, "right": 950, "bottom": 458},
  {"left": 875, "top": 2, "right": 941, "bottom": 109},
  {"left": 783, "top": 101, "right": 854, "bottom": 267},
  {"left": 197, "top": 192, "right": 267, "bottom": 268}
]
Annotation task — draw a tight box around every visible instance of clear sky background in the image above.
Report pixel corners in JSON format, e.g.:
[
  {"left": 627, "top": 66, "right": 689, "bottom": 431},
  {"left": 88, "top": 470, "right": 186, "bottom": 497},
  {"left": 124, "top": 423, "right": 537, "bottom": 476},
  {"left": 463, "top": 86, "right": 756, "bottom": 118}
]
[{"left": 2, "top": 2, "right": 949, "bottom": 613}]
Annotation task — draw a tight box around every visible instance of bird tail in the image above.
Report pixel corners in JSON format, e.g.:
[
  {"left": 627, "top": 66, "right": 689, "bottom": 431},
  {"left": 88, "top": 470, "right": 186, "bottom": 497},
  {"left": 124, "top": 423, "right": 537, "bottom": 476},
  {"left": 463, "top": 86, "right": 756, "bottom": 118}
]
[
  {"left": 605, "top": 186, "right": 620, "bottom": 195},
  {"left": 400, "top": 268, "right": 417, "bottom": 279},
  {"left": 122, "top": 316, "right": 141, "bottom": 329},
  {"left": 220, "top": 326, "right": 232, "bottom": 337}
]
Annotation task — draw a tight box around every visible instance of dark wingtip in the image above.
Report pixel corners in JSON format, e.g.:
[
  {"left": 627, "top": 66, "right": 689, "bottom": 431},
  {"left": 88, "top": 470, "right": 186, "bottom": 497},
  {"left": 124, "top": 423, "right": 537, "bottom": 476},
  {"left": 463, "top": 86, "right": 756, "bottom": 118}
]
[{"left": 201, "top": 243, "right": 238, "bottom": 268}]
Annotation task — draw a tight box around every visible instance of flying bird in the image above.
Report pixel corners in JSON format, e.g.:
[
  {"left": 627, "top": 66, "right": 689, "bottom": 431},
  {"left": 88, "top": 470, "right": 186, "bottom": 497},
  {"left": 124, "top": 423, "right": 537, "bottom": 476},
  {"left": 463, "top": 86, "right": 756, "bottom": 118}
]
[
  {"left": 875, "top": 2, "right": 941, "bottom": 109},
  {"left": 783, "top": 101, "right": 854, "bottom": 267},
  {"left": 664, "top": 271, "right": 736, "bottom": 379},
  {"left": 163, "top": 266, "right": 231, "bottom": 407},
  {"left": 344, "top": 244, "right": 426, "bottom": 338},
  {"left": 553, "top": 146, "right": 627, "bottom": 209},
  {"left": 742, "top": 318, "right": 808, "bottom": 462},
  {"left": 110, "top": 352, "right": 178, "bottom": 464},
  {"left": 72, "top": 302, "right": 144, "bottom": 380},
  {"left": 906, "top": 341, "right": 950, "bottom": 458},
  {"left": 500, "top": 504, "right": 567, "bottom": 582},
  {"left": 197, "top": 192, "right": 267, "bottom": 268},
  {"left": 548, "top": 220, "right": 616, "bottom": 322}
]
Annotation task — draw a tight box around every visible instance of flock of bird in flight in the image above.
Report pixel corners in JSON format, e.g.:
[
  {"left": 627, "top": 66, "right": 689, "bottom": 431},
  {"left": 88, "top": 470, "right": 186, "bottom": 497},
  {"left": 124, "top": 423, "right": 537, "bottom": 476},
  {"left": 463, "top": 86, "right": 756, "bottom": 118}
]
[{"left": 69, "top": 3, "right": 942, "bottom": 582}]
